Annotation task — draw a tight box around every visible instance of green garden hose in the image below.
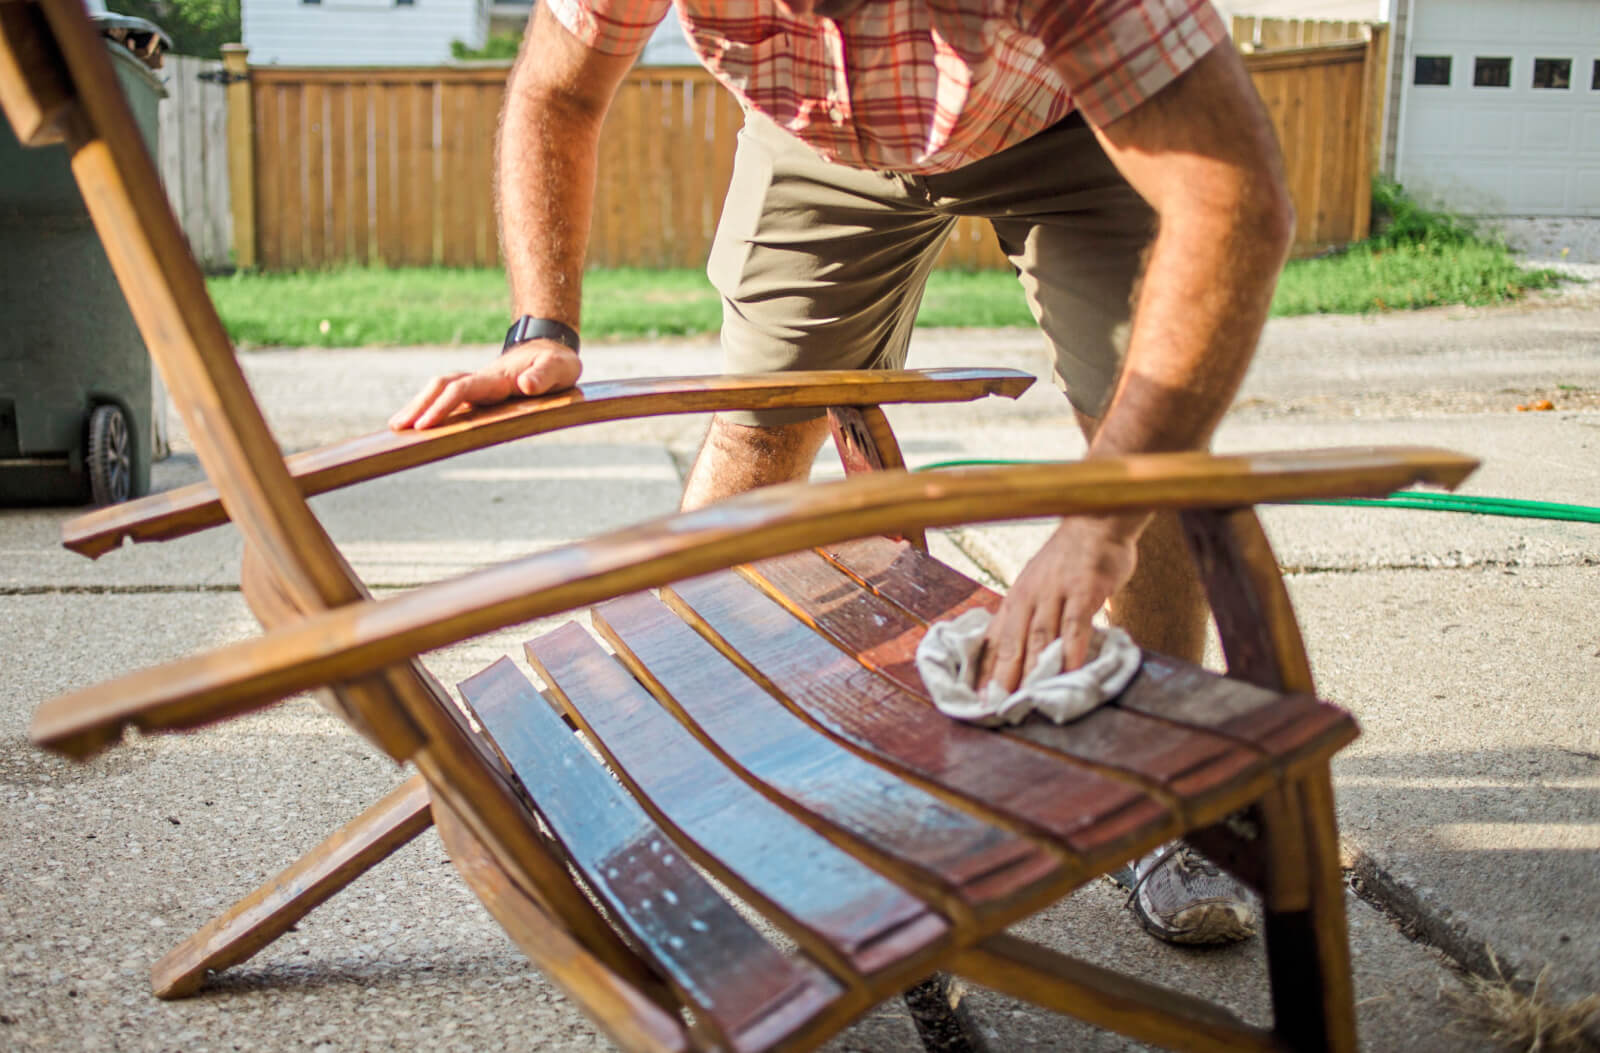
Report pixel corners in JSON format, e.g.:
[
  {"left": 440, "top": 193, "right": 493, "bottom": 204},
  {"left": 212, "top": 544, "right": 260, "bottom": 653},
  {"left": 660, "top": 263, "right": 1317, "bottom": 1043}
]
[{"left": 910, "top": 459, "right": 1600, "bottom": 524}]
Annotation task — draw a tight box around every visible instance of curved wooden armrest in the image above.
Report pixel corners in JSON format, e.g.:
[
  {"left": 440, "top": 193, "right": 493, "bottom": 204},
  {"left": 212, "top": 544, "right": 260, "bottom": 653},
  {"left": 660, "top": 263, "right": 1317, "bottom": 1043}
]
[
  {"left": 34, "top": 445, "right": 1476, "bottom": 760},
  {"left": 62, "top": 368, "right": 1034, "bottom": 558}
]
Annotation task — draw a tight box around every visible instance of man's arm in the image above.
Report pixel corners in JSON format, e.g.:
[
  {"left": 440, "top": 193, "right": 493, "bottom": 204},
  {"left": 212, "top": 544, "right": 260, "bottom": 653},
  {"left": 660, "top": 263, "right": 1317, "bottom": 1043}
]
[
  {"left": 979, "top": 44, "right": 1294, "bottom": 691},
  {"left": 389, "top": 4, "right": 640, "bottom": 431}
]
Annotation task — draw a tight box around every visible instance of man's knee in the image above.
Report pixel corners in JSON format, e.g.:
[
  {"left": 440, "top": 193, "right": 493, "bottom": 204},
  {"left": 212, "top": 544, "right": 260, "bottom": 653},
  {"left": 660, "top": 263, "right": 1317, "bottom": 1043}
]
[{"left": 680, "top": 414, "right": 831, "bottom": 511}]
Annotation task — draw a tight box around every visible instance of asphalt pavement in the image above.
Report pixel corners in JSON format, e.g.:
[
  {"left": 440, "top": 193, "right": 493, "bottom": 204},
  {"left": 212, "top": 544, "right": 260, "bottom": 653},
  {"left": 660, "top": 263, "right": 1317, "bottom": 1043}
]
[{"left": 3, "top": 282, "right": 1597, "bottom": 1051}]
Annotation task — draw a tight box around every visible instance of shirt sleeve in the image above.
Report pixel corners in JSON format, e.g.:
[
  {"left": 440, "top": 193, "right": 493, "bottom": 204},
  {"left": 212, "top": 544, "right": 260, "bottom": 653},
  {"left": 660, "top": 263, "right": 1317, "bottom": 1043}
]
[
  {"left": 1024, "top": 0, "right": 1229, "bottom": 127},
  {"left": 546, "top": 0, "right": 674, "bottom": 57}
]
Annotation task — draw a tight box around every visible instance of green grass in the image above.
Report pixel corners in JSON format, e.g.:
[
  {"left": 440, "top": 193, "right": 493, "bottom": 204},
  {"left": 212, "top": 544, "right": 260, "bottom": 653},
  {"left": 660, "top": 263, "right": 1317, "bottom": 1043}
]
[
  {"left": 1271, "top": 240, "right": 1562, "bottom": 316},
  {"left": 206, "top": 183, "right": 1568, "bottom": 347},
  {"left": 205, "top": 266, "right": 1039, "bottom": 347},
  {"left": 1271, "top": 179, "right": 1565, "bottom": 315}
]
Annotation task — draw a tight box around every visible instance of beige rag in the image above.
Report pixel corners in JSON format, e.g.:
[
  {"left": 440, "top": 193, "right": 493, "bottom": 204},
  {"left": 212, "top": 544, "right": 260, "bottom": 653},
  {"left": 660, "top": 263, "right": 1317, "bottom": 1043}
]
[{"left": 914, "top": 609, "right": 1141, "bottom": 727}]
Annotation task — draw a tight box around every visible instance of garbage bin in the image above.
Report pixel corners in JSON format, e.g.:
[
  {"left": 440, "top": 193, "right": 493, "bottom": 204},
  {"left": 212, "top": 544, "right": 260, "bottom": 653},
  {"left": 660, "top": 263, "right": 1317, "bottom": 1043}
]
[{"left": 0, "top": 11, "right": 170, "bottom": 506}]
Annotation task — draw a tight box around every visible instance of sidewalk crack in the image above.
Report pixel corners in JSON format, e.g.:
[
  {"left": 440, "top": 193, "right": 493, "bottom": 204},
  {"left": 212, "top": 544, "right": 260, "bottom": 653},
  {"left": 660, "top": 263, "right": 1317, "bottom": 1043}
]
[{"left": 0, "top": 584, "right": 240, "bottom": 596}]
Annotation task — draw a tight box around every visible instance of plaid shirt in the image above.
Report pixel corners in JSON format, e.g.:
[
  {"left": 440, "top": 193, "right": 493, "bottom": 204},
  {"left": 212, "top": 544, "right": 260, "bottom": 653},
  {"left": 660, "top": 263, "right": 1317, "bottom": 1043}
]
[{"left": 547, "top": 0, "right": 1226, "bottom": 174}]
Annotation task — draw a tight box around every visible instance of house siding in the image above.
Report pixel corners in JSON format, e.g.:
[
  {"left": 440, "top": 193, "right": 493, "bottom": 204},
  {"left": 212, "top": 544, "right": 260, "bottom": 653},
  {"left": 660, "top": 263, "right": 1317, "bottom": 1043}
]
[{"left": 243, "top": 0, "right": 489, "bottom": 66}]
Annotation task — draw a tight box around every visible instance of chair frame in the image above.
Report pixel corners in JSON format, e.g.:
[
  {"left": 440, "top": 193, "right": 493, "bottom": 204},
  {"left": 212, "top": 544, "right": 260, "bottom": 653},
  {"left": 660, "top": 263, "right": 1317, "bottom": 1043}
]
[{"left": 6, "top": 4, "right": 1479, "bottom": 1050}]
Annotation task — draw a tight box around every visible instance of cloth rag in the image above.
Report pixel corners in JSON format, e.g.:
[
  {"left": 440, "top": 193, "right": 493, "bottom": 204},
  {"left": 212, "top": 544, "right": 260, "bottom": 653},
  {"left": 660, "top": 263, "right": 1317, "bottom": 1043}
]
[{"left": 914, "top": 609, "right": 1141, "bottom": 727}]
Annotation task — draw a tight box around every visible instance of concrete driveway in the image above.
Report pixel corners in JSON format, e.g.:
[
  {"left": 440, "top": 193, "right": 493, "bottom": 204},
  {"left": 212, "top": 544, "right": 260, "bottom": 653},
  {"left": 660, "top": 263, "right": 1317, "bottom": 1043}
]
[{"left": 3, "top": 283, "right": 1597, "bottom": 1051}]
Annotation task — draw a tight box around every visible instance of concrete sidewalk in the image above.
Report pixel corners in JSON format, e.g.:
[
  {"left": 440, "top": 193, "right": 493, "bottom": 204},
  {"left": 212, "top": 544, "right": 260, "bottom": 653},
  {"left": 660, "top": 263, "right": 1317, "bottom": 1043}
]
[{"left": 3, "top": 298, "right": 1597, "bottom": 1051}]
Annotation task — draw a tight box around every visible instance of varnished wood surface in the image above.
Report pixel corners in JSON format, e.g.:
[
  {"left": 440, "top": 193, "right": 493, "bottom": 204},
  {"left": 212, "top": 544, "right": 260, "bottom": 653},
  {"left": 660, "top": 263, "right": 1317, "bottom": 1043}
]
[
  {"left": 1181, "top": 509, "right": 1317, "bottom": 695},
  {"left": 61, "top": 369, "right": 1034, "bottom": 558},
  {"left": 746, "top": 548, "right": 1274, "bottom": 826},
  {"left": 810, "top": 539, "right": 1355, "bottom": 794},
  {"left": 459, "top": 657, "right": 843, "bottom": 1051},
  {"left": 525, "top": 624, "right": 947, "bottom": 983},
  {"left": 825, "top": 406, "right": 926, "bottom": 551},
  {"left": 430, "top": 790, "right": 693, "bottom": 1053},
  {"left": 0, "top": 0, "right": 72, "bottom": 146},
  {"left": 150, "top": 774, "right": 433, "bottom": 998},
  {"left": 1261, "top": 768, "right": 1359, "bottom": 1053},
  {"left": 593, "top": 592, "right": 1062, "bottom": 920},
  {"left": 33, "top": 447, "right": 1475, "bottom": 759},
  {"left": 666, "top": 572, "right": 1171, "bottom": 863},
  {"left": 954, "top": 934, "right": 1285, "bottom": 1053}
]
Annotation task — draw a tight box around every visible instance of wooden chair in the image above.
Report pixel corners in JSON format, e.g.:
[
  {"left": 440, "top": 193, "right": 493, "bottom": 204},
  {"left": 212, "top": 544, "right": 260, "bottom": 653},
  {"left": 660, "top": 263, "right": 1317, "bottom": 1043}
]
[{"left": 8, "top": 2, "right": 1479, "bottom": 1049}]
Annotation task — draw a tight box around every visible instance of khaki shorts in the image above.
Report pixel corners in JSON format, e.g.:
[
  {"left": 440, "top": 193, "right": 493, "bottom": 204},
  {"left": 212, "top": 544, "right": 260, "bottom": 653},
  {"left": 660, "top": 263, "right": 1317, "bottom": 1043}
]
[{"left": 708, "top": 109, "right": 1156, "bottom": 426}]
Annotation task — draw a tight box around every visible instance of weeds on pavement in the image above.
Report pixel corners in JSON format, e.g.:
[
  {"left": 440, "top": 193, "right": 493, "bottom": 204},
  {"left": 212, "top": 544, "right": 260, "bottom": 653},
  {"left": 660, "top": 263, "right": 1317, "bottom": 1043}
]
[{"left": 1444, "top": 951, "right": 1600, "bottom": 1053}]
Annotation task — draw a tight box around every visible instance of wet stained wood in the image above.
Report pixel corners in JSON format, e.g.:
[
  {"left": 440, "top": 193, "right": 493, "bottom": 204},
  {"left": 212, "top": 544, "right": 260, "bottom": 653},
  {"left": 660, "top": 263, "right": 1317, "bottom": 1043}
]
[
  {"left": 459, "top": 657, "right": 842, "bottom": 1052},
  {"left": 524, "top": 624, "right": 948, "bottom": 984},
  {"left": 822, "top": 537, "right": 996, "bottom": 623},
  {"left": 663, "top": 573, "right": 1170, "bottom": 864},
  {"left": 61, "top": 369, "right": 1034, "bottom": 558},
  {"left": 592, "top": 592, "right": 1064, "bottom": 921},
  {"left": 1127, "top": 654, "right": 1357, "bottom": 770},
  {"left": 819, "top": 537, "right": 1355, "bottom": 776},
  {"left": 746, "top": 549, "right": 1275, "bottom": 825}
]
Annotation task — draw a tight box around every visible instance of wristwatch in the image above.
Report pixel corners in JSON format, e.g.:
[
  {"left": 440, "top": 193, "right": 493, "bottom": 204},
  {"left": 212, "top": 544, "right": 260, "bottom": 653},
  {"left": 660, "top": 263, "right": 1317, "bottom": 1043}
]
[{"left": 502, "top": 315, "right": 581, "bottom": 356}]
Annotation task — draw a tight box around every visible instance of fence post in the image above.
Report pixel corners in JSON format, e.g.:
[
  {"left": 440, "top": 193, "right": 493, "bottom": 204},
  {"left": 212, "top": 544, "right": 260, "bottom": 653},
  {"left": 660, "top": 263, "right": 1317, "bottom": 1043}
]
[
  {"left": 221, "top": 43, "right": 255, "bottom": 269},
  {"left": 1353, "top": 24, "right": 1388, "bottom": 240}
]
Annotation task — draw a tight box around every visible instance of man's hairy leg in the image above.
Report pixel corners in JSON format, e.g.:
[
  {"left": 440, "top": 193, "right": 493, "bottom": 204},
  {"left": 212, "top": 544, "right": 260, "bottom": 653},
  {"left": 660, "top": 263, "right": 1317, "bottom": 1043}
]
[
  {"left": 680, "top": 414, "right": 832, "bottom": 512},
  {"left": 1110, "top": 511, "right": 1207, "bottom": 662},
  {"left": 1076, "top": 411, "right": 1207, "bottom": 663}
]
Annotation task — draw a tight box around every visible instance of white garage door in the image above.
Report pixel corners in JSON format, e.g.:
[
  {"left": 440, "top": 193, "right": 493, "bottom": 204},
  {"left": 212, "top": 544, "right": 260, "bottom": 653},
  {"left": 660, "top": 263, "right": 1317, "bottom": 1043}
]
[{"left": 1397, "top": 0, "right": 1600, "bottom": 216}]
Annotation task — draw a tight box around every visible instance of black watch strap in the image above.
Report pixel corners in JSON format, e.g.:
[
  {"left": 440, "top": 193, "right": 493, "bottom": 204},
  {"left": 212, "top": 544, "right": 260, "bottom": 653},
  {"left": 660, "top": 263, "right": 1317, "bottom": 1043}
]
[{"left": 502, "top": 316, "right": 580, "bottom": 355}]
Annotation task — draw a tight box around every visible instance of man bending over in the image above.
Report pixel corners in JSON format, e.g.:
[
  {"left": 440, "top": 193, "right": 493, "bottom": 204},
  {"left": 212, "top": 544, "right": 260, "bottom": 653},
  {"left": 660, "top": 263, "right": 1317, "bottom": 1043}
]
[{"left": 391, "top": 0, "right": 1295, "bottom": 944}]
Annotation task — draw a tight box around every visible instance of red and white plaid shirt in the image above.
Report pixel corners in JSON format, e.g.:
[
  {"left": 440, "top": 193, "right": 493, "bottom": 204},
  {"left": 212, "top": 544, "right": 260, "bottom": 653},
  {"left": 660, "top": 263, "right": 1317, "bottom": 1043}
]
[{"left": 547, "top": 0, "right": 1226, "bottom": 174}]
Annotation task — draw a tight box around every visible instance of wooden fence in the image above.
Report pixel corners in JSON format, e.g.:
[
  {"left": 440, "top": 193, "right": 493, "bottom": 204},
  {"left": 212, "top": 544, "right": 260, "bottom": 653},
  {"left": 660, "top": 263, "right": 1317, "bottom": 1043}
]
[
  {"left": 1231, "top": 15, "right": 1368, "bottom": 49},
  {"left": 235, "top": 29, "right": 1388, "bottom": 271},
  {"left": 156, "top": 55, "right": 232, "bottom": 270},
  {"left": 1248, "top": 32, "right": 1387, "bottom": 255}
]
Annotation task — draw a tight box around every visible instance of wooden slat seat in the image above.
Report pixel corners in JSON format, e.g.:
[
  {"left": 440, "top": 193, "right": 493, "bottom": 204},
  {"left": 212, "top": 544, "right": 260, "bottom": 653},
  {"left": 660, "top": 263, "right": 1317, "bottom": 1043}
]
[
  {"left": 444, "top": 540, "right": 1365, "bottom": 1050},
  {"left": 520, "top": 626, "right": 951, "bottom": 983},
  {"left": 460, "top": 657, "right": 845, "bottom": 1053},
  {"left": 587, "top": 594, "right": 1067, "bottom": 925}
]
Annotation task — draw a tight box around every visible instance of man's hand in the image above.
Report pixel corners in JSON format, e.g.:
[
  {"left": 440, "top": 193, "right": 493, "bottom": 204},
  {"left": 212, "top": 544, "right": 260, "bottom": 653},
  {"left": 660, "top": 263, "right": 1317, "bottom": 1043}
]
[
  {"left": 977, "top": 513, "right": 1144, "bottom": 695},
  {"left": 388, "top": 341, "right": 580, "bottom": 431}
]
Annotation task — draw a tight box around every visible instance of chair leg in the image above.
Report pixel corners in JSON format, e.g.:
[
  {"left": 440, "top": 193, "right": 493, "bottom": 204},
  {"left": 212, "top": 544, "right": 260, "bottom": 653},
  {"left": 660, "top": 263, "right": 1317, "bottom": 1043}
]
[
  {"left": 151, "top": 773, "right": 434, "bottom": 998},
  {"left": 827, "top": 405, "right": 927, "bottom": 551},
  {"left": 1259, "top": 765, "right": 1358, "bottom": 1053}
]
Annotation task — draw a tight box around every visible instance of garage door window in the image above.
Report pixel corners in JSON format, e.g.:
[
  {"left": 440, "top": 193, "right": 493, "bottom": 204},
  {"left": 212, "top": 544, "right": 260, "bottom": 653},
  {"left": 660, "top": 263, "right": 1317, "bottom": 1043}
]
[
  {"left": 1532, "top": 58, "right": 1571, "bottom": 89},
  {"left": 1473, "top": 57, "right": 1512, "bottom": 87},
  {"left": 1414, "top": 55, "right": 1452, "bottom": 86}
]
